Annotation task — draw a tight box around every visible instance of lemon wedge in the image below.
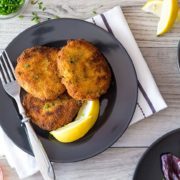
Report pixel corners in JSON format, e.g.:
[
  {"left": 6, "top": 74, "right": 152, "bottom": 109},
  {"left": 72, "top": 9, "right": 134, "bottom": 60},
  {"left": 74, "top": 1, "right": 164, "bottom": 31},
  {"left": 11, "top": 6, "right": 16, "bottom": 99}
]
[
  {"left": 50, "top": 100, "right": 100, "bottom": 143},
  {"left": 157, "top": 0, "right": 178, "bottom": 35},
  {"left": 142, "top": 0, "right": 180, "bottom": 22},
  {"left": 176, "top": 9, "right": 180, "bottom": 22},
  {"left": 142, "top": 0, "right": 163, "bottom": 17}
]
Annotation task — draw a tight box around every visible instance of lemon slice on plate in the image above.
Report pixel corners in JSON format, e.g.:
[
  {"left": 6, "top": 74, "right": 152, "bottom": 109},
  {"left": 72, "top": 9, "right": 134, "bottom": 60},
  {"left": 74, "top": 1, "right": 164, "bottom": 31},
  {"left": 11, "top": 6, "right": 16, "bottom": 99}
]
[
  {"left": 50, "top": 100, "right": 100, "bottom": 143},
  {"left": 142, "top": 0, "right": 180, "bottom": 22}
]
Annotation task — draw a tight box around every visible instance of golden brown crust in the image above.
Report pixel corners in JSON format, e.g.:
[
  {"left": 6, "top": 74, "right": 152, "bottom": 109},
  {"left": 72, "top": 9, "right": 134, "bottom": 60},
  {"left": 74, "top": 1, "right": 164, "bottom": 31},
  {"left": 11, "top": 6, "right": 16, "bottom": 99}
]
[
  {"left": 23, "top": 93, "right": 82, "bottom": 131},
  {"left": 15, "top": 46, "right": 66, "bottom": 100},
  {"left": 57, "top": 39, "right": 111, "bottom": 100}
]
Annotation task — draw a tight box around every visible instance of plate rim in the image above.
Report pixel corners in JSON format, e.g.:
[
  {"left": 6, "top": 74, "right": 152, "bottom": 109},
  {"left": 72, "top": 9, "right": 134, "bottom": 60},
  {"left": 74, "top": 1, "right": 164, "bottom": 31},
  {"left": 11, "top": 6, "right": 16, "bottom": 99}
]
[
  {"left": 133, "top": 128, "right": 180, "bottom": 179},
  {"left": 2, "top": 18, "right": 138, "bottom": 162}
]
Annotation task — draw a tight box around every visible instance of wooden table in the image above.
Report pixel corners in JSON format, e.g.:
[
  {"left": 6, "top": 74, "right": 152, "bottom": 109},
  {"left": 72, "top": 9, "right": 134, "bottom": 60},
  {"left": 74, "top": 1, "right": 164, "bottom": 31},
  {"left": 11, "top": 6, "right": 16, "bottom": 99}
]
[{"left": 0, "top": 0, "right": 180, "bottom": 179}]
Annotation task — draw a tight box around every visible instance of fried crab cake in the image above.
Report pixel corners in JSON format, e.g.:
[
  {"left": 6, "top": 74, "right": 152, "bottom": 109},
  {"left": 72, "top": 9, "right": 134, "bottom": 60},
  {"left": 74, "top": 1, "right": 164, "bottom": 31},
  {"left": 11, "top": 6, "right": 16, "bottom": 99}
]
[
  {"left": 23, "top": 93, "right": 82, "bottom": 131},
  {"left": 15, "top": 46, "right": 65, "bottom": 100},
  {"left": 57, "top": 40, "right": 111, "bottom": 100}
]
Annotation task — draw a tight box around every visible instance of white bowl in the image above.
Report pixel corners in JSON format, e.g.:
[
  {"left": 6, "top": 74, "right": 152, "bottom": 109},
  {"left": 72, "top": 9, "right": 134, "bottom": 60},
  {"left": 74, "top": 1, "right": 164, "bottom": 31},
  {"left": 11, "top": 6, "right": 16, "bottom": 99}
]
[{"left": 0, "top": 0, "right": 29, "bottom": 19}]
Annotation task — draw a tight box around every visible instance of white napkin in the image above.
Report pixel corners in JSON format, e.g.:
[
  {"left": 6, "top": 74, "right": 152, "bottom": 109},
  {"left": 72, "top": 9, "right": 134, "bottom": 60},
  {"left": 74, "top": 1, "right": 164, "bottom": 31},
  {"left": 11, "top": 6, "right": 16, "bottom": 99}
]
[
  {"left": 87, "top": 6, "right": 167, "bottom": 124},
  {"left": 0, "top": 127, "right": 38, "bottom": 179},
  {"left": 0, "top": 6, "right": 167, "bottom": 179}
]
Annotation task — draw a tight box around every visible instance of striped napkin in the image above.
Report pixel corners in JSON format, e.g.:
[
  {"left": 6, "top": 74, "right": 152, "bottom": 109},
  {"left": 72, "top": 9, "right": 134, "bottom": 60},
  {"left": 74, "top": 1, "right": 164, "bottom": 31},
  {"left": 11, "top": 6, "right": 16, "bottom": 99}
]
[
  {"left": 87, "top": 6, "right": 167, "bottom": 124},
  {"left": 0, "top": 6, "right": 167, "bottom": 179}
]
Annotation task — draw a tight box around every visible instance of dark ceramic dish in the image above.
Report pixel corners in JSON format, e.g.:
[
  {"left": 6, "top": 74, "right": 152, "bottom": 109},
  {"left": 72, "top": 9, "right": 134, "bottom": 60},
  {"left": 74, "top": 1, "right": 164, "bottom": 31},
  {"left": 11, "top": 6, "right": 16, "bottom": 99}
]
[
  {"left": 177, "top": 41, "right": 180, "bottom": 70},
  {"left": 0, "top": 18, "right": 138, "bottom": 162},
  {"left": 133, "top": 128, "right": 180, "bottom": 180}
]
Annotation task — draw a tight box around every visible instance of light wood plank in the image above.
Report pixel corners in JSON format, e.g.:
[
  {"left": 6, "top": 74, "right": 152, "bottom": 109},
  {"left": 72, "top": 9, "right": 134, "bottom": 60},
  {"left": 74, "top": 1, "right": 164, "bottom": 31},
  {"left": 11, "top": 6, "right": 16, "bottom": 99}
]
[
  {"left": 0, "top": 0, "right": 180, "bottom": 49},
  {"left": 0, "top": 148, "right": 145, "bottom": 180},
  {"left": 114, "top": 47, "right": 180, "bottom": 147}
]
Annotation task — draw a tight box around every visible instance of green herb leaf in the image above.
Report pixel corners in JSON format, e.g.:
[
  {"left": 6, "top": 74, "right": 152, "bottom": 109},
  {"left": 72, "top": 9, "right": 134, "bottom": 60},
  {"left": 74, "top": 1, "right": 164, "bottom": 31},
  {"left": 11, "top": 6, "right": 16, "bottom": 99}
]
[
  {"left": 53, "top": 15, "right": 60, "bottom": 19},
  {"left": 31, "top": 11, "right": 40, "bottom": 23},
  {"left": 31, "top": 0, "right": 38, "bottom": 5},
  {"left": 24, "top": 63, "right": 30, "bottom": 68},
  {"left": 43, "top": 102, "right": 55, "bottom": 110},
  {"left": 42, "top": 7, "right": 46, "bottom": 11},
  {"left": 93, "top": 10, "right": 97, "bottom": 15},
  {"left": 38, "top": 1, "right": 43, "bottom": 9},
  {"left": 44, "top": 103, "right": 50, "bottom": 110},
  {"left": 18, "top": 15, "right": 24, "bottom": 19}
]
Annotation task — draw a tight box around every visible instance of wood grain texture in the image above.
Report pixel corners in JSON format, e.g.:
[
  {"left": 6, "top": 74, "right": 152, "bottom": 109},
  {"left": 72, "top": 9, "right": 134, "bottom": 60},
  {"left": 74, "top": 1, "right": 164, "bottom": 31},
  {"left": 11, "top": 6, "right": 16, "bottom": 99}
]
[
  {"left": 0, "top": 148, "right": 146, "bottom": 180},
  {"left": 0, "top": 0, "right": 180, "bottom": 179},
  {"left": 114, "top": 47, "right": 180, "bottom": 147},
  {"left": 0, "top": 0, "right": 180, "bottom": 49}
]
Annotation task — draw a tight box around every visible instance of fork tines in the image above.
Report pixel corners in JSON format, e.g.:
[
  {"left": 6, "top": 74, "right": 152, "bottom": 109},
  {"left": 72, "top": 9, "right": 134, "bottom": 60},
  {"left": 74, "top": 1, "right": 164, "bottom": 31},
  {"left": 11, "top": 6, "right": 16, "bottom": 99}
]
[{"left": 0, "top": 51, "right": 16, "bottom": 85}]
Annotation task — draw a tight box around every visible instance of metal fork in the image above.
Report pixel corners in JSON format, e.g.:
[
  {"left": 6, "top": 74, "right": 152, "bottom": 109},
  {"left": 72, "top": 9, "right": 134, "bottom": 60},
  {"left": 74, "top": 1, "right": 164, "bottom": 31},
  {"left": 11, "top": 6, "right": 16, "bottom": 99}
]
[{"left": 0, "top": 50, "right": 55, "bottom": 180}]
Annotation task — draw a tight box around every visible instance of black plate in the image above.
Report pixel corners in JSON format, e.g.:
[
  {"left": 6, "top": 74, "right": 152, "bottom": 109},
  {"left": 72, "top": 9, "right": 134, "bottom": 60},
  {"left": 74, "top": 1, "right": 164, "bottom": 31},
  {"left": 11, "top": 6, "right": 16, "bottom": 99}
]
[
  {"left": 133, "top": 129, "right": 180, "bottom": 180},
  {"left": 0, "top": 18, "right": 138, "bottom": 162},
  {"left": 177, "top": 41, "right": 180, "bottom": 70}
]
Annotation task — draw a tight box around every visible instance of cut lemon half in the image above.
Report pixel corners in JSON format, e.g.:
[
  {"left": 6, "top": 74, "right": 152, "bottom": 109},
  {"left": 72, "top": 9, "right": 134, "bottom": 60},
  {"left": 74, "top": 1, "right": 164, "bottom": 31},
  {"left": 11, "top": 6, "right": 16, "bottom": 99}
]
[
  {"left": 50, "top": 100, "right": 100, "bottom": 143},
  {"left": 142, "top": 0, "right": 180, "bottom": 22}
]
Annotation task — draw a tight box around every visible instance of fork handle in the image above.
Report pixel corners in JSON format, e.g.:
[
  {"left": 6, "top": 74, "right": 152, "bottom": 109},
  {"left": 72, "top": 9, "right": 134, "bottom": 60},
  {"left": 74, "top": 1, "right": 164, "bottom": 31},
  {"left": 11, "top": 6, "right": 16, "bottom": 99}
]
[{"left": 23, "top": 118, "right": 55, "bottom": 180}]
